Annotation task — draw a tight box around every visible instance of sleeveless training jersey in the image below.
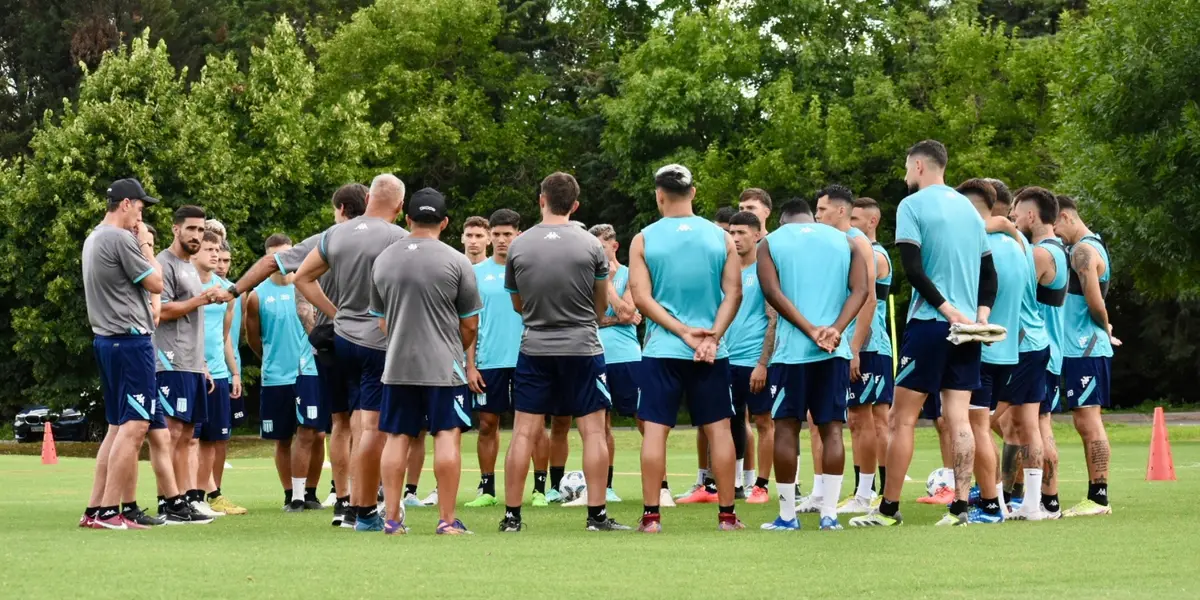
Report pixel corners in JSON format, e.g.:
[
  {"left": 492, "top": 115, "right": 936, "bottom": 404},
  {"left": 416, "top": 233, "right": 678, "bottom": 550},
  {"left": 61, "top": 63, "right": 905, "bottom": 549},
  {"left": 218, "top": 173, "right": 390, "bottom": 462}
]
[
  {"left": 766, "top": 223, "right": 852, "bottom": 365},
  {"left": 1063, "top": 235, "right": 1112, "bottom": 359},
  {"left": 726, "top": 262, "right": 768, "bottom": 368},
  {"left": 473, "top": 258, "right": 523, "bottom": 370},
  {"left": 981, "top": 232, "right": 1027, "bottom": 366},
  {"left": 1036, "top": 238, "right": 1069, "bottom": 374},
  {"left": 1016, "top": 234, "right": 1050, "bottom": 354},
  {"left": 255, "top": 278, "right": 308, "bottom": 386},
  {"left": 864, "top": 242, "right": 893, "bottom": 356},
  {"left": 200, "top": 277, "right": 231, "bottom": 379},
  {"left": 641, "top": 216, "right": 730, "bottom": 361},
  {"left": 599, "top": 264, "right": 642, "bottom": 365}
]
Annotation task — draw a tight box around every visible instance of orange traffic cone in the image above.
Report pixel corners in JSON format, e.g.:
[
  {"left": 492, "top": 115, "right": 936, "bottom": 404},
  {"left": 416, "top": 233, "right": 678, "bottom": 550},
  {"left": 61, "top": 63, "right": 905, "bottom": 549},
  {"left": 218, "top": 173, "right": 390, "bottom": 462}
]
[
  {"left": 1146, "top": 407, "right": 1176, "bottom": 481},
  {"left": 41, "top": 421, "right": 58, "bottom": 465}
]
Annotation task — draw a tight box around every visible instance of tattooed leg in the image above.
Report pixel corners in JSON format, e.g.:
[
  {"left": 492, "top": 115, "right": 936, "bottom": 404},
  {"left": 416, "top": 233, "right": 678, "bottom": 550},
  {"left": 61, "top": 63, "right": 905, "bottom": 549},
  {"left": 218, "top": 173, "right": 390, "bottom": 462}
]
[{"left": 1040, "top": 415, "right": 1058, "bottom": 495}]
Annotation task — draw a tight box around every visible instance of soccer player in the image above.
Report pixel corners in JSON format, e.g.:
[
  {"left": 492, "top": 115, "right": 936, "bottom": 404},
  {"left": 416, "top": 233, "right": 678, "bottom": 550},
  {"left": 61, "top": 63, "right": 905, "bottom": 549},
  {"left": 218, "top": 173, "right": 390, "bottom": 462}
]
[
  {"left": 1054, "top": 195, "right": 1118, "bottom": 517},
  {"left": 850, "top": 140, "right": 997, "bottom": 527},
  {"left": 714, "top": 206, "right": 735, "bottom": 232},
  {"left": 156, "top": 205, "right": 232, "bottom": 519},
  {"left": 206, "top": 237, "right": 247, "bottom": 514},
  {"left": 848, "top": 197, "right": 894, "bottom": 506},
  {"left": 813, "top": 185, "right": 881, "bottom": 515},
  {"left": 500, "top": 172, "right": 627, "bottom": 532},
  {"left": 462, "top": 215, "right": 490, "bottom": 265},
  {"left": 369, "top": 188, "right": 480, "bottom": 535},
  {"left": 759, "top": 199, "right": 869, "bottom": 531},
  {"left": 959, "top": 178, "right": 1026, "bottom": 524},
  {"left": 987, "top": 179, "right": 1013, "bottom": 218},
  {"left": 82, "top": 178, "right": 168, "bottom": 529},
  {"left": 724, "top": 211, "right": 776, "bottom": 504},
  {"left": 191, "top": 231, "right": 246, "bottom": 515},
  {"left": 630, "top": 164, "right": 743, "bottom": 533},
  {"left": 735, "top": 188, "right": 773, "bottom": 490},
  {"left": 291, "top": 175, "right": 408, "bottom": 531},
  {"left": 465, "top": 209, "right": 552, "bottom": 508}
]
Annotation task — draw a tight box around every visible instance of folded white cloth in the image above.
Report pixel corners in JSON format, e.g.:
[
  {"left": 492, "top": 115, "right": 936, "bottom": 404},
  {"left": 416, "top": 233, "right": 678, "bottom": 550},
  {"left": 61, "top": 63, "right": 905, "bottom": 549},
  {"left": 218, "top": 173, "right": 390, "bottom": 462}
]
[{"left": 946, "top": 323, "right": 1007, "bottom": 346}]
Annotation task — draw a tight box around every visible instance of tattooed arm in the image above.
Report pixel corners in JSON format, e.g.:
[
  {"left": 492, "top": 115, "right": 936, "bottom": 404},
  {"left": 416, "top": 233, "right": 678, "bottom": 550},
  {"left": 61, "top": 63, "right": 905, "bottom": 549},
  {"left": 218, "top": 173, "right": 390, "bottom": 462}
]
[
  {"left": 294, "top": 286, "right": 316, "bottom": 334},
  {"left": 1072, "top": 244, "right": 1111, "bottom": 336}
]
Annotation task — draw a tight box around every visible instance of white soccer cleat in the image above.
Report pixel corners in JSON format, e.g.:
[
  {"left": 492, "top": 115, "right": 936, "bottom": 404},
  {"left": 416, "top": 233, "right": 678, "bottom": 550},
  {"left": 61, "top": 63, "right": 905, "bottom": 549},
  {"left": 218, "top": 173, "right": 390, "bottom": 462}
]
[
  {"left": 658, "top": 488, "right": 677, "bottom": 508},
  {"left": 1008, "top": 504, "right": 1048, "bottom": 521},
  {"left": 836, "top": 496, "right": 873, "bottom": 515},
  {"left": 796, "top": 495, "right": 823, "bottom": 514},
  {"left": 421, "top": 489, "right": 439, "bottom": 506},
  {"left": 191, "top": 500, "right": 224, "bottom": 518},
  {"left": 562, "top": 489, "right": 589, "bottom": 507},
  {"left": 322, "top": 492, "right": 337, "bottom": 508}
]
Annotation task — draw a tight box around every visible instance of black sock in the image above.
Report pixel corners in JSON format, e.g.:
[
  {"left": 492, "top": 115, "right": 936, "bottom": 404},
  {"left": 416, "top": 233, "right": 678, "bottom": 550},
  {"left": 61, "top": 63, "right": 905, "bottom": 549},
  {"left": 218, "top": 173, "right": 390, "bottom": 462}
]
[
  {"left": 156, "top": 495, "right": 166, "bottom": 506},
  {"left": 330, "top": 481, "right": 336, "bottom": 494},
  {"left": 643, "top": 505, "right": 660, "bottom": 517},
  {"left": 1041, "top": 493, "right": 1060, "bottom": 512},
  {"left": 483, "top": 472, "right": 498, "bottom": 496},
  {"left": 854, "top": 465, "right": 861, "bottom": 490},
  {"left": 285, "top": 490, "right": 293, "bottom": 504},
  {"left": 660, "top": 480, "right": 669, "bottom": 490},
  {"left": 949, "top": 499, "right": 969, "bottom": 515},
  {"left": 1012, "top": 482, "right": 1024, "bottom": 499},
  {"left": 880, "top": 498, "right": 900, "bottom": 517},
  {"left": 358, "top": 505, "right": 378, "bottom": 519},
  {"left": 121, "top": 501, "right": 139, "bottom": 514},
  {"left": 336, "top": 495, "right": 350, "bottom": 509},
  {"left": 86, "top": 506, "right": 100, "bottom": 518},
  {"left": 99, "top": 505, "right": 120, "bottom": 520},
  {"left": 980, "top": 497, "right": 1001, "bottom": 515},
  {"left": 305, "top": 487, "right": 317, "bottom": 500},
  {"left": 587, "top": 504, "right": 607, "bottom": 521},
  {"left": 404, "top": 483, "right": 418, "bottom": 496},
  {"left": 878, "top": 466, "right": 887, "bottom": 493},
  {"left": 703, "top": 476, "right": 717, "bottom": 493},
  {"left": 606, "top": 466, "right": 614, "bottom": 489},
  {"left": 169, "top": 495, "right": 187, "bottom": 510},
  {"left": 531, "top": 471, "right": 545, "bottom": 495},
  {"left": 754, "top": 477, "right": 769, "bottom": 489},
  {"left": 188, "top": 489, "right": 204, "bottom": 503},
  {"left": 718, "top": 504, "right": 735, "bottom": 515},
  {"left": 549, "top": 466, "right": 565, "bottom": 491},
  {"left": 1004, "top": 490, "right": 1013, "bottom": 504},
  {"left": 207, "top": 488, "right": 222, "bottom": 501},
  {"left": 1087, "top": 482, "right": 1109, "bottom": 506},
  {"left": 505, "top": 505, "right": 522, "bottom": 521}
]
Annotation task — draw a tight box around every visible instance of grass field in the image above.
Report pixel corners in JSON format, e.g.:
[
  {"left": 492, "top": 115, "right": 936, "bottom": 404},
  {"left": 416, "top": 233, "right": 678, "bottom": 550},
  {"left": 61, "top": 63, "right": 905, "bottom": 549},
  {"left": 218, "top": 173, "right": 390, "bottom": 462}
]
[{"left": 2, "top": 423, "right": 1197, "bottom": 599}]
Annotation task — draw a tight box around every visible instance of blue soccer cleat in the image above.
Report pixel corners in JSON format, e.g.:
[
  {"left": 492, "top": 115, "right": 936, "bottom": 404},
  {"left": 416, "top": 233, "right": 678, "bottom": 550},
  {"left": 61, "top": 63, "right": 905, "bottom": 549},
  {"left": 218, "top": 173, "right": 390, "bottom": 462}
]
[
  {"left": 968, "top": 507, "right": 1005, "bottom": 524},
  {"left": 355, "top": 513, "right": 385, "bottom": 532},
  {"left": 760, "top": 516, "right": 801, "bottom": 531},
  {"left": 819, "top": 516, "right": 844, "bottom": 530}
]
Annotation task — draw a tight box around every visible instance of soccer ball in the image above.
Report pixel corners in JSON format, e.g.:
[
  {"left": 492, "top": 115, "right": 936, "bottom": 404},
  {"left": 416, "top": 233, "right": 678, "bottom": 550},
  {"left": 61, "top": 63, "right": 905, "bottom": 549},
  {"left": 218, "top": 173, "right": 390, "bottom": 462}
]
[
  {"left": 926, "top": 467, "right": 955, "bottom": 496},
  {"left": 560, "top": 470, "right": 587, "bottom": 501}
]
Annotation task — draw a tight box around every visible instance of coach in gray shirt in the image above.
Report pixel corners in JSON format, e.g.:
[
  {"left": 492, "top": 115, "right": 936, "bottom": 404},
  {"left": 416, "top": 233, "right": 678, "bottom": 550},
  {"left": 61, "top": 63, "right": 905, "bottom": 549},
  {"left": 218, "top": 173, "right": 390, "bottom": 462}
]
[{"left": 499, "top": 172, "right": 627, "bottom": 533}]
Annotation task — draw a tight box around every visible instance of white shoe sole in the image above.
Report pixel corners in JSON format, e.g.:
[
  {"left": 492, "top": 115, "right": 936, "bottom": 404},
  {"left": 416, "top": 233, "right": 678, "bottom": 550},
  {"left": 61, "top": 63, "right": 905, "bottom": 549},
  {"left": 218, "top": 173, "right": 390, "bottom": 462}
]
[{"left": 658, "top": 490, "right": 676, "bottom": 508}]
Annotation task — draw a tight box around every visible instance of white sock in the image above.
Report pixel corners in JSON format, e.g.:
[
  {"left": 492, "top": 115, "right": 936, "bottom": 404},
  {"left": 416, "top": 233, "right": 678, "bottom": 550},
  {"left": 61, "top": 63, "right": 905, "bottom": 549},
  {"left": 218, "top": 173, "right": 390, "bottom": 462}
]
[
  {"left": 778, "top": 483, "right": 797, "bottom": 521},
  {"left": 857, "top": 472, "right": 876, "bottom": 500},
  {"left": 821, "top": 474, "right": 843, "bottom": 519},
  {"left": 811, "top": 474, "right": 824, "bottom": 498},
  {"left": 1023, "top": 469, "right": 1043, "bottom": 508},
  {"left": 744, "top": 469, "right": 757, "bottom": 489},
  {"left": 996, "top": 482, "right": 1007, "bottom": 516},
  {"left": 697, "top": 469, "right": 709, "bottom": 486},
  {"left": 735, "top": 459, "right": 744, "bottom": 487},
  {"left": 292, "top": 477, "right": 306, "bottom": 503}
]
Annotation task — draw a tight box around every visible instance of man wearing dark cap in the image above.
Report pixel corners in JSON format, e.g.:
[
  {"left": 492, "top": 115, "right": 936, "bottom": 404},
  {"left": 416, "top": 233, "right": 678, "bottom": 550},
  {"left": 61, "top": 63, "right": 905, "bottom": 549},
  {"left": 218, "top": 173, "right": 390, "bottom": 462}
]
[
  {"left": 82, "top": 179, "right": 168, "bottom": 529},
  {"left": 367, "top": 188, "right": 480, "bottom": 535}
]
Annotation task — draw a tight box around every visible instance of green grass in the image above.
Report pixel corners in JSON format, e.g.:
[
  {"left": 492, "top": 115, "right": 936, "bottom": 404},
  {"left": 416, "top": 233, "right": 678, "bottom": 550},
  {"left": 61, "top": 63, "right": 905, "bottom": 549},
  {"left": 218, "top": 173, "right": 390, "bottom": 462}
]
[{"left": 2, "top": 426, "right": 1197, "bottom": 599}]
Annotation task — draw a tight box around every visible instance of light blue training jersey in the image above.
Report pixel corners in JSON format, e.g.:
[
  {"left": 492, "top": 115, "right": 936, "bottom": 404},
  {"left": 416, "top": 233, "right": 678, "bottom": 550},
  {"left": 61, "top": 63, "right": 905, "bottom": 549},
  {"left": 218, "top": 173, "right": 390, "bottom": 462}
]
[
  {"left": 726, "top": 262, "right": 768, "bottom": 367},
  {"left": 842, "top": 227, "right": 869, "bottom": 351},
  {"left": 473, "top": 258, "right": 523, "bottom": 370},
  {"left": 1016, "top": 234, "right": 1050, "bottom": 354},
  {"left": 255, "top": 278, "right": 309, "bottom": 386},
  {"left": 599, "top": 264, "right": 642, "bottom": 365},
  {"left": 895, "top": 184, "right": 990, "bottom": 323},
  {"left": 981, "top": 232, "right": 1027, "bottom": 366},
  {"left": 641, "top": 216, "right": 730, "bottom": 361},
  {"left": 766, "top": 223, "right": 852, "bottom": 365},
  {"left": 864, "top": 242, "right": 893, "bottom": 356},
  {"left": 1037, "top": 238, "right": 1069, "bottom": 374},
  {"left": 200, "top": 277, "right": 231, "bottom": 380},
  {"left": 1063, "top": 235, "right": 1113, "bottom": 359}
]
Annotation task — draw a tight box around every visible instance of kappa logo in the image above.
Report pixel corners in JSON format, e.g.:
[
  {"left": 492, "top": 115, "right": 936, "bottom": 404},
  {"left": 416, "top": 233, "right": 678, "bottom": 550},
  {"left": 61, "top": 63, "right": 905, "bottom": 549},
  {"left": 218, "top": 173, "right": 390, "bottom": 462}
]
[
  {"left": 221, "top": 428, "right": 229, "bottom": 435},
  {"left": 900, "top": 356, "right": 911, "bottom": 367},
  {"left": 599, "top": 373, "right": 608, "bottom": 385},
  {"left": 676, "top": 224, "right": 692, "bottom": 232},
  {"left": 770, "top": 385, "right": 778, "bottom": 397},
  {"left": 165, "top": 351, "right": 175, "bottom": 361},
  {"left": 1078, "top": 336, "right": 1090, "bottom": 347},
  {"left": 799, "top": 226, "right": 815, "bottom": 234},
  {"left": 159, "top": 386, "right": 170, "bottom": 397},
  {"left": 132, "top": 393, "right": 146, "bottom": 404},
  {"left": 455, "top": 395, "right": 465, "bottom": 405},
  {"left": 406, "top": 243, "right": 418, "bottom": 251},
  {"left": 544, "top": 232, "right": 561, "bottom": 240},
  {"left": 861, "top": 373, "right": 872, "bottom": 384},
  {"left": 266, "top": 296, "right": 276, "bottom": 303},
  {"left": 484, "top": 274, "right": 497, "bottom": 281},
  {"left": 354, "top": 223, "right": 369, "bottom": 231},
  {"left": 1081, "top": 375, "right": 1093, "bottom": 387}
]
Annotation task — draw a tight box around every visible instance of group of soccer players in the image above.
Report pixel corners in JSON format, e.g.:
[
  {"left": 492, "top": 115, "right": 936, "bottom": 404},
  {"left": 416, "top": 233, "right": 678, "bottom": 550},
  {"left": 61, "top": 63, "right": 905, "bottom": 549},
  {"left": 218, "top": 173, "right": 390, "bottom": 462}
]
[{"left": 80, "top": 137, "right": 1117, "bottom": 533}]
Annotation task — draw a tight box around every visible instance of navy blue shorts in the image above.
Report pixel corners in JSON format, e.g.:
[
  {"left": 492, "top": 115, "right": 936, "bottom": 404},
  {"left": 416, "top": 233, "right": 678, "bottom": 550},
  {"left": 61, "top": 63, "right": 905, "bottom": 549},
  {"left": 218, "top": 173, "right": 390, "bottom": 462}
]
[
  {"left": 381, "top": 384, "right": 472, "bottom": 436},
  {"left": 317, "top": 355, "right": 352, "bottom": 416},
  {"left": 333, "top": 335, "right": 385, "bottom": 412},
  {"left": 1062, "top": 357, "right": 1110, "bottom": 410},
  {"left": 970, "top": 362, "right": 1015, "bottom": 410},
  {"left": 922, "top": 394, "right": 942, "bottom": 420},
  {"left": 94, "top": 336, "right": 156, "bottom": 426},
  {"left": 768, "top": 359, "right": 850, "bottom": 425},
  {"left": 895, "top": 319, "right": 981, "bottom": 394},
  {"left": 849, "top": 352, "right": 894, "bottom": 407},
  {"left": 473, "top": 368, "right": 514, "bottom": 415},
  {"left": 729, "top": 364, "right": 773, "bottom": 416},
  {"left": 637, "top": 357, "right": 733, "bottom": 428},
  {"left": 260, "top": 383, "right": 298, "bottom": 440},
  {"left": 156, "top": 371, "right": 208, "bottom": 425},
  {"left": 296, "top": 374, "right": 329, "bottom": 433},
  {"left": 1040, "top": 371, "right": 1063, "bottom": 415},
  {"left": 1001, "top": 349, "right": 1050, "bottom": 406},
  {"left": 513, "top": 353, "right": 610, "bottom": 418},
  {"left": 607, "top": 361, "right": 642, "bottom": 418},
  {"left": 230, "top": 396, "right": 247, "bottom": 427},
  {"left": 197, "top": 378, "right": 231, "bottom": 441}
]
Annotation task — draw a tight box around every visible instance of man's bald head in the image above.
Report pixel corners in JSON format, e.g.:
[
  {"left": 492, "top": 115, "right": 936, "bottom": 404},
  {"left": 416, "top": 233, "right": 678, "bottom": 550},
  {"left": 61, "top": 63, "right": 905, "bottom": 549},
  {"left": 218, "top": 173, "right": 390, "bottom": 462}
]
[{"left": 367, "top": 173, "right": 406, "bottom": 219}]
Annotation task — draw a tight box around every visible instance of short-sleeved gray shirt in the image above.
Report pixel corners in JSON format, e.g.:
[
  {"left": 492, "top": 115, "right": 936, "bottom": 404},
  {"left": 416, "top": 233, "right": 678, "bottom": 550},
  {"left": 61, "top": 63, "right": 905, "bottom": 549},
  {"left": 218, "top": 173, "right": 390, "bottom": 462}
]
[
  {"left": 369, "top": 237, "right": 482, "bottom": 386},
  {"left": 154, "top": 249, "right": 206, "bottom": 373},
  {"left": 276, "top": 232, "right": 336, "bottom": 327},
  {"left": 504, "top": 223, "right": 608, "bottom": 356},
  {"left": 83, "top": 225, "right": 156, "bottom": 337},
  {"left": 317, "top": 216, "right": 408, "bottom": 350}
]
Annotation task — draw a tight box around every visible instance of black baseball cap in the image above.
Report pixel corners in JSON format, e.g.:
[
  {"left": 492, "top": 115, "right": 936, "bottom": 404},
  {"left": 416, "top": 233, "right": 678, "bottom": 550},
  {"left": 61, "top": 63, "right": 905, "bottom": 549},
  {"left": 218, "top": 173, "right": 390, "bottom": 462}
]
[
  {"left": 408, "top": 187, "right": 447, "bottom": 223},
  {"left": 106, "top": 178, "right": 159, "bottom": 205}
]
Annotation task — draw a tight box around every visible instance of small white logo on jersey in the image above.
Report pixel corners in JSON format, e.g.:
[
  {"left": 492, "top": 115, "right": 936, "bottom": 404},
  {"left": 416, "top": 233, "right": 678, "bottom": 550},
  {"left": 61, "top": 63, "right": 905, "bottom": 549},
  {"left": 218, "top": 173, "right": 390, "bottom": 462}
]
[
  {"left": 799, "top": 226, "right": 815, "bottom": 234},
  {"left": 406, "top": 243, "right": 418, "bottom": 251},
  {"left": 1078, "top": 336, "right": 1089, "bottom": 347},
  {"left": 484, "top": 274, "right": 497, "bottom": 281},
  {"left": 544, "top": 232, "right": 561, "bottom": 240},
  {"left": 355, "top": 223, "right": 369, "bottom": 231},
  {"left": 281, "top": 294, "right": 290, "bottom": 300},
  {"left": 675, "top": 224, "right": 692, "bottom": 232},
  {"left": 743, "top": 275, "right": 756, "bottom": 287},
  {"left": 266, "top": 296, "right": 276, "bottom": 303},
  {"left": 1081, "top": 376, "right": 1092, "bottom": 387},
  {"left": 165, "top": 351, "right": 175, "bottom": 361}
]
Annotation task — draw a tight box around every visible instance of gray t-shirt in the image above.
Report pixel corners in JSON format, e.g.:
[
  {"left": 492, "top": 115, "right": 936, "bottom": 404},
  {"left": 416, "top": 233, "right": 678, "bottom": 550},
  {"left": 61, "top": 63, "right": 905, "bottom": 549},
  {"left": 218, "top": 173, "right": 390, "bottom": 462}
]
[
  {"left": 82, "top": 225, "right": 156, "bottom": 337},
  {"left": 276, "top": 232, "right": 336, "bottom": 327},
  {"left": 317, "top": 216, "right": 408, "bottom": 350},
  {"left": 504, "top": 223, "right": 608, "bottom": 356},
  {"left": 154, "top": 249, "right": 206, "bottom": 373},
  {"left": 369, "top": 237, "right": 482, "bottom": 386}
]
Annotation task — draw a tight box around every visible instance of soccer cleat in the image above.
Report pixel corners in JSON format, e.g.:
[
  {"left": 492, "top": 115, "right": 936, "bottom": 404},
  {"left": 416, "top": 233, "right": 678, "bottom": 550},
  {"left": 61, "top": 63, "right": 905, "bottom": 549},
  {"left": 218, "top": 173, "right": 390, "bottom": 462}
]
[
  {"left": 78, "top": 513, "right": 93, "bottom": 528},
  {"left": 935, "top": 512, "right": 969, "bottom": 526},
  {"left": 968, "top": 484, "right": 981, "bottom": 506},
  {"left": 322, "top": 492, "right": 338, "bottom": 508},
  {"left": 283, "top": 499, "right": 306, "bottom": 513},
  {"left": 465, "top": 493, "right": 499, "bottom": 508},
  {"left": 384, "top": 519, "right": 408, "bottom": 535},
  {"left": 746, "top": 486, "right": 770, "bottom": 504},
  {"left": 1062, "top": 499, "right": 1112, "bottom": 518},
  {"left": 658, "top": 488, "right": 677, "bottom": 508},
  {"left": 734, "top": 487, "right": 747, "bottom": 500},
  {"left": 968, "top": 507, "right": 1005, "bottom": 524},
  {"left": 355, "top": 513, "right": 385, "bottom": 532},
  {"left": 760, "top": 516, "right": 800, "bottom": 531},
  {"left": 819, "top": 516, "right": 844, "bottom": 530},
  {"left": 191, "top": 500, "right": 224, "bottom": 517},
  {"left": 606, "top": 488, "right": 622, "bottom": 503},
  {"left": 421, "top": 489, "right": 439, "bottom": 506},
  {"left": 437, "top": 519, "right": 473, "bottom": 535},
  {"left": 162, "top": 505, "right": 213, "bottom": 525},
  {"left": 849, "top": 509, "right": 902, "bottom": 527},
  {"left": 331, "top": 501, "right": 351, "bottom": 527},
  {"left": 677, "top": 486, "right": 718, "bottom": 504},
  {"left": 209, "top": 496, "right": 248, "bottom": 515},
  {"left": 836, "top": 496, "right": 873, "bottom": 514},
  {"left": 717, "top": 513, "right": 746, "bottom": 531},
  {"left": 498, "top": 515, "right": 524, "bottom": 532},
  {"left": 674, "top": 483, "right": 703, "bottom": 500},
  {"left": 94, "top": 515, "right": 128, "bottom": 530},
  {"left": 917, "top": 487, "right": 956, "bottom": 505},
  {"left": 637, "top": 516, "right": 662, "bottom": 533},
  {"left": 1008, "top": 504, "right": 1047, "bottom": 521},
  {"left": 544, "top": 489, "right": 564, "bottom": 503},
  {"left": 562, "top": 490, "right": 589, "bottom": 507},
  {"left": 403, "top": 493, "right": 424, "bottom": 508},
  {"left": 1008, "top": 497, "right": 1024, "bottom": 512},
  {"left": 586, "top": 517, "right": 632, "bottom": 531},
  {"left": 795, "top": 495, "right": 823, "bottom": 514},
  {"left": 119, "top": 515, "right": 150, "bottom": 530},
  {"left": 341, "top": 513, "right": 357, "bottom": 530},
  {"left": 531, "top": 492, "right": 549, "bottom": 507},
  {"left": 303, "top": 499, "right": 324, "bottom": 510},
  {"left": 123, "top": 508, "right": 166, "bottom": 527}
]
